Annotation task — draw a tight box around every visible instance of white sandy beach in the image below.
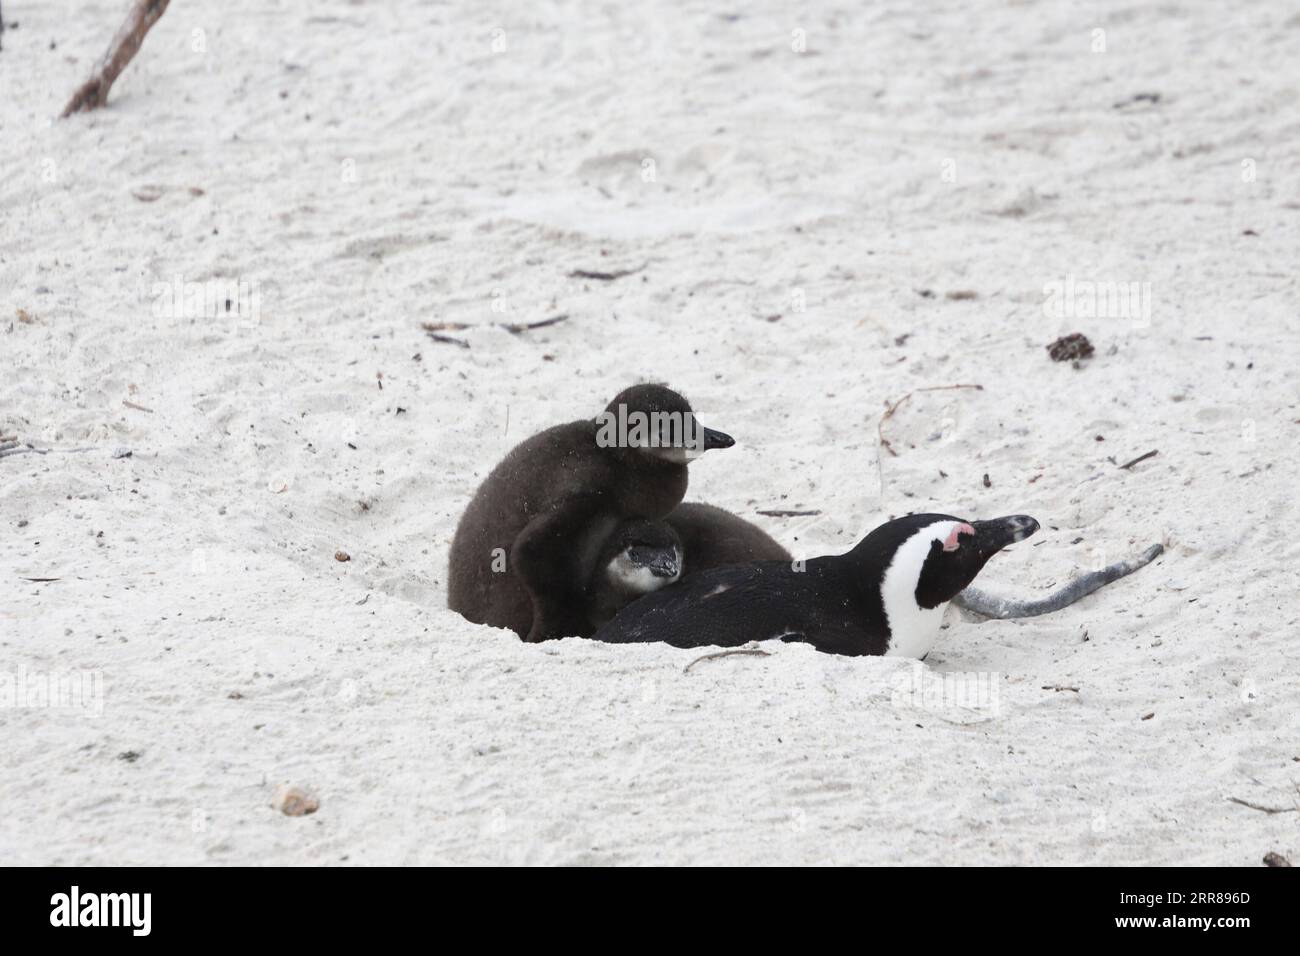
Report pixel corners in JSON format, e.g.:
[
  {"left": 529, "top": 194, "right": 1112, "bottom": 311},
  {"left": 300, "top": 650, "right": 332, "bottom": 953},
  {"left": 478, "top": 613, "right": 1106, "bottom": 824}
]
[{"left": 1, "top": 0, "right": 1298, "bottom": 865}]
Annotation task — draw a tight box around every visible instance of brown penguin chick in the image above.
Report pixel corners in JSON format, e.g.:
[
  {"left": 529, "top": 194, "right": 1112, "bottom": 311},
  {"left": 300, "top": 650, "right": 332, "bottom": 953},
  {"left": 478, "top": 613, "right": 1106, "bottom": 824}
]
[
  {"left": 447, "top": 384, "right": 734, "bottom": 642},
  {"left": 665, "top": 502, "right": 791, "bottom": 569}
]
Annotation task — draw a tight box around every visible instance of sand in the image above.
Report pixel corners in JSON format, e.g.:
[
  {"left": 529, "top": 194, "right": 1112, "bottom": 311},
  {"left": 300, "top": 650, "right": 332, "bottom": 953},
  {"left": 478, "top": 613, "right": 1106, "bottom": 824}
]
[{"left": 1, "top": 0, "right": 1297, "bottom": 865}]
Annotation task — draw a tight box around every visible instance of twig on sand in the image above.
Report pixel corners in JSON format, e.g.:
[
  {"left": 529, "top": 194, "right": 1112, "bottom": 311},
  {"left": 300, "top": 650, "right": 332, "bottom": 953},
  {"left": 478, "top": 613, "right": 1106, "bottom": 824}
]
[
  {"left": 683, "top": 647, "right": 770, "bottom": 674},
  {"left": 424, "top": 331, "right": 470, "bottom": 349},
  {"left": 1118, "top": 449, "right": 1159, "bottom": 470},
  {"left": 756, "top": 509, "right": 821, "bottom": 518},
  {"left": 122, "top": 399, "right": 154, "bottom": 413},
  {"left": 501, "top": 314, "right": 569, "bottom": 335},
  {"left": 568, "top": 264, "right": 646, "bottom": 282},
  {"left": 62, "top": 0, "right": 172, "bottom": 118},
  {"left": 419, "top": 321, "right": 471, "bottom": 349},
  {"left": 1227, "top": 796, "right": 1298, "bottom": 815},
  {"left": 0, "top": 441, "right": 98, "bottom": 459},
  {"left": 878, "top": 383, "right": 984, "bottom": 457},
  {"left": 954, "top": 543, "right": 1164, "bottom": 619},
  {"left": 421, "top": 315, "right": 569, "bottom": 346},
  {"left": 0, "top": 441, "right": 42, "bottom": 459}
]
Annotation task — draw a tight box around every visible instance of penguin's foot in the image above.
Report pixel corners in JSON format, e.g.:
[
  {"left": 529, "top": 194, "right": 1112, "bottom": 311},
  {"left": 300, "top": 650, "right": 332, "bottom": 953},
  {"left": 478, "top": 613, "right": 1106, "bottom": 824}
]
[{"left": 953, "top": 543, "right": 1164, "bottom": 619}]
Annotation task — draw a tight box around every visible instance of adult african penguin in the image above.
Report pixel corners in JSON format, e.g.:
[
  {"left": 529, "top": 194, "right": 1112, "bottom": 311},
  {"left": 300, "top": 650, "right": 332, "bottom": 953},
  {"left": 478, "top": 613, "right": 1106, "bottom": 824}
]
[{"left": 591, "top": 513, "right": 1039, "bottom": 657}]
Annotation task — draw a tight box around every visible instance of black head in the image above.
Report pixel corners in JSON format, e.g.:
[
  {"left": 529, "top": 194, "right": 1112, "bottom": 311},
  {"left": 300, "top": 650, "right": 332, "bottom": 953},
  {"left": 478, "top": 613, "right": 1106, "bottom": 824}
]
[
  {"left": 851, "top": 512, "right": 1040, "bottom": 609},
  {"left": 596, "top": 383, "right": 734, "bottom": 462},
  {"left": 596, "top": 519, "right": 684, "bottom": 595},
  {"left": 605, "top": 384, "right": 692, "bottom": 419}
]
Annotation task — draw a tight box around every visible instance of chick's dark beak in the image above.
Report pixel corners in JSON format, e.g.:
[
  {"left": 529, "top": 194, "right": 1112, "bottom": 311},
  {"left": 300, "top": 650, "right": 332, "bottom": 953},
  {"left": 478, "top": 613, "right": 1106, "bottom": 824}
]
[
  {"left": 971, "top": 515, "right": 1040, "bottom": 555},
  {"left": 701, "top": 426, "right": 735, "bottom": 451}
]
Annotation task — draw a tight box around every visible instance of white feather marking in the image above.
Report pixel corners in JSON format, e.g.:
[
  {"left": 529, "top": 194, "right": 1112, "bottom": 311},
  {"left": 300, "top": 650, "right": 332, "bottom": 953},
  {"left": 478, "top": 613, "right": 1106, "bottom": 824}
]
[
  {"left": 881, "top": 520, "right": 961, "bottom": 659},
  {"left": 942, "top": 522, "right": 974, "bottom": 551}
]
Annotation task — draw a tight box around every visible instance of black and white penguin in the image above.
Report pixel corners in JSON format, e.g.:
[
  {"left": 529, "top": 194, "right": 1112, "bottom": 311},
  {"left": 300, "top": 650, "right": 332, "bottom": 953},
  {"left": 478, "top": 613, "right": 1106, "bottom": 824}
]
[
  {"left": 447, "top": 383, "right": 734, "bottom": 642},
  {"left": 591, "top": 513, "right": 1039, "bottom": 657}
]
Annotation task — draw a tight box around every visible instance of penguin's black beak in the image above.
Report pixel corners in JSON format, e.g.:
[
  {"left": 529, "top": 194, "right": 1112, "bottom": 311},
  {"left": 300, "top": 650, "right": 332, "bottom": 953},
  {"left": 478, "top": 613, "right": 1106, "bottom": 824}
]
[
  {"left": 701, "top": 427, "right": 735, "bottom": 451},
  {"left": 971, "top": 515, "right": 1039, "bottom": 555}
]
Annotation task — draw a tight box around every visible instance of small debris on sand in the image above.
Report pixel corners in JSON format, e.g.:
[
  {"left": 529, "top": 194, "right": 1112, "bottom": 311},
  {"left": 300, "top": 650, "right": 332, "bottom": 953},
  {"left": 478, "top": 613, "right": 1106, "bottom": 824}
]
[
  {"left": 1113, "top": 92, "right": 1162, "bottom": 109},
  {"left": 568, "top": 263, "right": 645, "bottom": 281},
  {"left": 501, "top": 314, "right": 569, "bottom": 335},
  {"left": 425, "top": 331, "right": 470, "bottom": 349},
  {"left": 334, "top": 550, "right": 351, "bottom": 562},
  {"left": 272, "top": 784, "right": 319, "bottom": 817},
  {"left": 1118, "top": 449, "right": 1159, "bottom": 471},
  {"left": 1047, "top": 333, "right": 1094, "bottom": 363}
]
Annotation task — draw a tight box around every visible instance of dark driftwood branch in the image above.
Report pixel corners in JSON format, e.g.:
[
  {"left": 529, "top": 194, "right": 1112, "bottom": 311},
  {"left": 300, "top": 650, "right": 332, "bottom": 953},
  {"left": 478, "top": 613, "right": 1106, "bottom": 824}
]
[
  {"left": 954, "top": 544, "right": 1164, "bottom": 619},
  {"left": 62, "top": 0, "right": 171, "bottom": 117}
]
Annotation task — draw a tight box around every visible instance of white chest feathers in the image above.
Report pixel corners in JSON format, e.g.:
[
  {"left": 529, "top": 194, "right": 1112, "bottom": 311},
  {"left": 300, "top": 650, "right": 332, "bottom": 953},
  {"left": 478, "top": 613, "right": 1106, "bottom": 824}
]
[{"left": 880, "top": 521, "right": 961, "bottom": 658}]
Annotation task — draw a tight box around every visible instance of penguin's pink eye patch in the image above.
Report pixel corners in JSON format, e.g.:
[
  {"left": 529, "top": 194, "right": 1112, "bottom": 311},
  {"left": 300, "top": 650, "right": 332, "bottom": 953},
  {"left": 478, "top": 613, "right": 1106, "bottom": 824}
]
[{"left": 942, "top": 523, "right": 976, "bottom": 551}]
